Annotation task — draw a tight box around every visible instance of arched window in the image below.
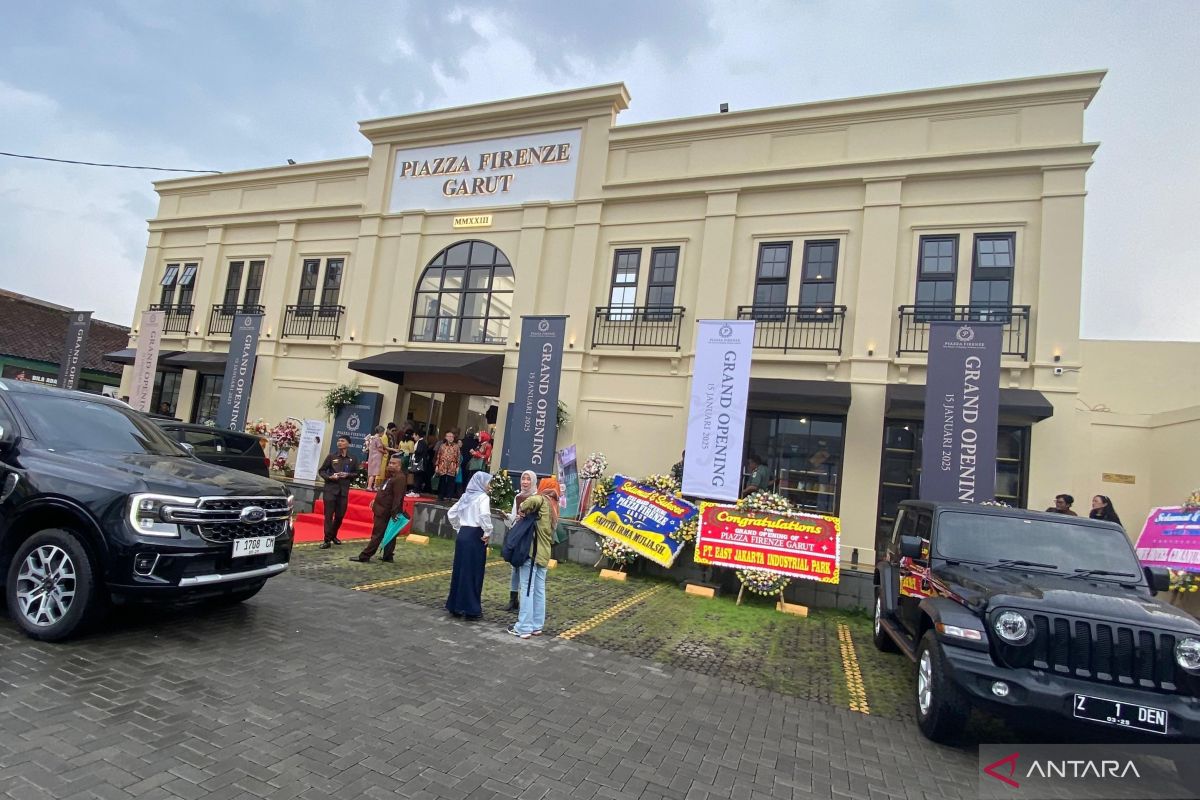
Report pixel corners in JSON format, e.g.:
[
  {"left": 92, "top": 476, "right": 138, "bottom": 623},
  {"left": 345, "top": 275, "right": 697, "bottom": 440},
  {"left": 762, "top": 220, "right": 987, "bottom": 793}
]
[{"left": 410, "top": 240, "right": 514, "bottom": 345}]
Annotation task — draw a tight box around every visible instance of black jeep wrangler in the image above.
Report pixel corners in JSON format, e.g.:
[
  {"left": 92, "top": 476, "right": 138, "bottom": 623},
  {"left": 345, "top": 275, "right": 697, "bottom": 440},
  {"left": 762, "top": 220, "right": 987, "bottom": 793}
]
[
  {"left": 0, "top": 379, "right": 294, "bottom": 641},
  {"left": 874, "top": 500, "right": 1200, "bottom": 743}
]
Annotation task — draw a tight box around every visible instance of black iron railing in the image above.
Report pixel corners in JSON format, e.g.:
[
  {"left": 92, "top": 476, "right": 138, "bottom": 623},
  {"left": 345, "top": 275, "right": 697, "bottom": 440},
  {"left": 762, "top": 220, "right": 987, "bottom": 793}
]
[
  {"left": 592, "top": 306, "right": 685, "bottom": 350},
  {"left": 735, "top": 305, "right": 846, "bottom": 353},
  {"left": 208, "top": 304, "right": 266, "bottom": 335},
  {"left": 282, "top": 305, "right": 345, "bottom": 339},
  {"left": 147, "top": 304, "right": 194, "bottom": 335},
  {"left": 897, "top": 304, "right": 1031, "bottom": 359}
]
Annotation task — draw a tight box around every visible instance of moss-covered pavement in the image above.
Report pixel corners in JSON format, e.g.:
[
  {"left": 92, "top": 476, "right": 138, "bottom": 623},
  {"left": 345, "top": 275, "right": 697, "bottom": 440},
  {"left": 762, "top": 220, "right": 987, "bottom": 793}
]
[{"left": 291, "top": 537, "right": 1012, "bottom": 737}]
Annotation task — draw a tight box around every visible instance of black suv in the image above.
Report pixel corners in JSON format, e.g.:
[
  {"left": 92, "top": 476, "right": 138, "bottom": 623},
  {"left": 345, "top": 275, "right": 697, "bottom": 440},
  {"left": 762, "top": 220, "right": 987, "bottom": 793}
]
[
  {"left": 874, "top": 500, "right": 1200, "bottom": 743},
  {"left": 0, "top": 379, "right": 293, "bottom": 641}
]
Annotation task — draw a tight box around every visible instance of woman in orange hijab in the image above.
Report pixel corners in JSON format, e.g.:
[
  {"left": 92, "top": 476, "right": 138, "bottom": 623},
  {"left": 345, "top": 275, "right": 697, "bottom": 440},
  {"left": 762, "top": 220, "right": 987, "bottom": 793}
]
[{"left": 508, "top": 477, "right": 559, "bottom": 639}]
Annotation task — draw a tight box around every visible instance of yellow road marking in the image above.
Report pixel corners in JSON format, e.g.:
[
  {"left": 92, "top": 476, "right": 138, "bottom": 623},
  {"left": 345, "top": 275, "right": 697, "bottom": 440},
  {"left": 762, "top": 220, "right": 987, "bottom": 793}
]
[
  {"left": 352, "top": 560, "right": 504, "bottom": 591},
  {"left": 837, "top": 622, "right": 870, "bottom": 715},
  {"left": 557, "top": 584, "right": 667, "bottom": 640},
  {"left": 294, "top": 538, "right": 369, "bottom": 549}
]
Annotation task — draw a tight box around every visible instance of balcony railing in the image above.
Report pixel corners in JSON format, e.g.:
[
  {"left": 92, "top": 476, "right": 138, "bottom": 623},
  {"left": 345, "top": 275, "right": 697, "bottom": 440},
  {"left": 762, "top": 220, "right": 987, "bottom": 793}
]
[
  {"left": 147, "top": 304, "right": 194, "bottom": 335},
  {"left": 735, "top": 305, "right": 846, "bottom": 353},
  {"left": 208, "top": 304, "right": 266, "bottom": 335},
  {"left": 282, "top": 305, "right": 345, "bottom": 339},
  {"left": 592, "top": 306, "right": 685, "bottom": 350},
  {"left": 897, "top": 304, "right": 1031, "bottom": 359}
]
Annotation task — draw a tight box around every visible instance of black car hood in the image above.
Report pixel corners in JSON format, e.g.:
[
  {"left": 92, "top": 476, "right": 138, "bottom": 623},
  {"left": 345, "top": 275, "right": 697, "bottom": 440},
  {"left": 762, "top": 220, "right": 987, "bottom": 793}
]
[
  {"left": 934, "top": 563, "right": 1200, "bottom": 633},
  {"left": 64, "top": 450, "right": 285, "bottom": 497}
]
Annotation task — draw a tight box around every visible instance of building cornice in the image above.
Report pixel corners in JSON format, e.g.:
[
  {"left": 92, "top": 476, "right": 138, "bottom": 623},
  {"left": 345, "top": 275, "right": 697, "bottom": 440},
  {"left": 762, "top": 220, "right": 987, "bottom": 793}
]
[
  {"left": 357, "top": 83, "right": 630, "bottom": 144},
  {"left": 152, "top": 157, "right": 371, "bottom": 193},
  {"left": 609, "top": 71, "right": 1105, "bottom": 148}
]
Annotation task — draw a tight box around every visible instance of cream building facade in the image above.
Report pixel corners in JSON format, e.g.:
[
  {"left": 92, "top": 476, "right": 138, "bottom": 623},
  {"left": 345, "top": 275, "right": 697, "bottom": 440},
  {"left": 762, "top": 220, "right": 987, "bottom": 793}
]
[{"left": 118, "top": 70, "right": 1195, "bottom": 559}]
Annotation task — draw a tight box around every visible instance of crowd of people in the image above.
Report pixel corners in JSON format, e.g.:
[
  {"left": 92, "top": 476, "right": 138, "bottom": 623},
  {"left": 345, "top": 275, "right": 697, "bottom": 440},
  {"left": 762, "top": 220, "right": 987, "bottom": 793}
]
[{"left": 318, "top": 420, "right": 554, "bottom": 641}]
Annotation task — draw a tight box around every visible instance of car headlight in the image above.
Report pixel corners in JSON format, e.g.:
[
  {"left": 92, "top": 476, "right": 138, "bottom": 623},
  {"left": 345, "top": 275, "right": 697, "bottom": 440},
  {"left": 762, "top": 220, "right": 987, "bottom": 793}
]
[
  {"left": 1176, "top": 637, "right": 1200, "bottom": 671},
  {"left": 128, "top": 494, "right": 198, "bottom": 538},
  {"left": 994, "top": 611, "right": 1032, "bottom": 644}
]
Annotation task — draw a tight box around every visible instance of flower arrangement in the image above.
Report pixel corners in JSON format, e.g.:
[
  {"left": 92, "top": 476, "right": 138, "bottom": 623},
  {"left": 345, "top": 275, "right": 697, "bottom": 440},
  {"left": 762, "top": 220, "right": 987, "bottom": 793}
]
[
  {"left": 245, "top": 419, "right": 270, "bottom": 437},
  {"left": 590, "top": 475, "right": 616, "bottom": 510},
  {"left": 556, "top": 400, "right": 570, "bottom": 431},
  {"left": 271, "top": 453, "right": 293, "bottom": 477},
  {"left": 350, "top": 462, "right": 368, "bottom": 489},
  {"left": 488, "top": 469, "right": 515, "bottom": 514},
  {"left": 980, "top": 499, "right": 1011, "bottom": 508},
  {"left": 320, "top": 383, "right": 361, "bottom": 418},
  {"left": 599, "top": 536, "right": 639, "bottom": 568},
  {"left": 737, "top": 568, "right": 791, "bottom": 596},
  {"left": 1169, "top": 570, "right": 1200, "bottom": 593},
  {"left": 641, "top": 472, "right": 681, "bottom": 495},
  {"left": 1184, "top": 488, "right": 1200, "bottom": 511},
  {"left": 580, "top": 452, "right": 608, "bottom": 480},
  {"left": 736, "top": 492, "right": 793, "bottom": 515},
  {"left": 269, "top": 419, "right": 300, "bottom": 451}
]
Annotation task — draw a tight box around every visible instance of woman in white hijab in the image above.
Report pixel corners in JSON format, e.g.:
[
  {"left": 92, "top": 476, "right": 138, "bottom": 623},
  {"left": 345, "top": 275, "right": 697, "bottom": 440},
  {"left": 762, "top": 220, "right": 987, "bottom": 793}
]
[
  {"left": 444, "top": 471, "right": 493, "bottom": 619},
  {"left": 504, "top": 469, "right": 538, "bottom": 612}
]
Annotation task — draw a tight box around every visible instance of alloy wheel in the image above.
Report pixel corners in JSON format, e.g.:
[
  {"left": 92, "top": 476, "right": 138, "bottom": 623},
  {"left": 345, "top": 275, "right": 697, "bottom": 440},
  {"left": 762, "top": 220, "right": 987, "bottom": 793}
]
[
  {"left": 15, "top": 545, "right": 77, "bottom": 627},
  {"left": 917, "top": 649, "right": 933, "bottom": 716},
  {"left": 874, "top": 597, "right": 882, "bottom": 636}
]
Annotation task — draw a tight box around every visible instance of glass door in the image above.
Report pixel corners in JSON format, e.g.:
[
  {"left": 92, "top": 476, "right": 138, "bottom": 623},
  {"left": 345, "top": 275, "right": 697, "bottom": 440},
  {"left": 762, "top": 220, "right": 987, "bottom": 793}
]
[
  {"left": 191, "top": 374, "right": 224, "bottom": 426},
  {"left": 743, "top": 412, "right": 845, "bottom": 514}
]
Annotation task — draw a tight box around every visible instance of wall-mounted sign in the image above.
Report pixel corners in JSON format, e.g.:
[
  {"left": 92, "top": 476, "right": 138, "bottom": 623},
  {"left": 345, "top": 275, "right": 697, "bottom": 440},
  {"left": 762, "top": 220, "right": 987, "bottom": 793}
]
[
  {"left": 1102, "top": 472, "right": 1136, "bottom": 485},
  {"left": 453, "top": 214, "right": 493, "bottom": 229},
  {"left": 389, "top": 129, "right": 582, "bottom": 213}
]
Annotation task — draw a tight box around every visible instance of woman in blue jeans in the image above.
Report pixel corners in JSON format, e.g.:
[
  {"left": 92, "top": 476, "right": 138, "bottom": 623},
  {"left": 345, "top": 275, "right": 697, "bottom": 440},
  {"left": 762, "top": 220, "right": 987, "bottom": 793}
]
[
  {"left": 508, "top": 477, "right": 559, "bottom": 639},
  {"left": 504, "top": 470, "right": 538, "bottom": 612}
]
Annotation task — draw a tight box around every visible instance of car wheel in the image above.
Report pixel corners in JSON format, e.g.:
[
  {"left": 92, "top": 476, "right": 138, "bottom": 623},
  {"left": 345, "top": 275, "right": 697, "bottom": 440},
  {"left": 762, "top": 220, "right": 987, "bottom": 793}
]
[
  {"left": 6, "top": 529, "right": 101, "bottom": 642},
  {"left": 873, "top": 589, "right": 898, "bottom": 652},
  {"left": 915, "top": 630, "right": 970, "bottom": 743}
]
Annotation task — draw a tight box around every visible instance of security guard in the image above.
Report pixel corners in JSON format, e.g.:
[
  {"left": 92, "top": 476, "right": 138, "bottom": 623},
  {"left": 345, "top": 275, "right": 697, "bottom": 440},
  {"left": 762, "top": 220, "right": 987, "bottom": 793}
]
[{"left": 317, "top": 436, "right": 358, "bottom": 548}]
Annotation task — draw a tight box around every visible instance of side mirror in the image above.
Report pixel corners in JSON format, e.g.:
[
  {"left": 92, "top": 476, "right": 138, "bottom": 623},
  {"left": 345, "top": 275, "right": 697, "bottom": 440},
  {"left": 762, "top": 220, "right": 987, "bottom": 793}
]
[
  {"left": 899, "top": 535, "right": 924, "bottom": 559},
  {"left": 0, "top": 424, "right": 19, "bottom": 453},
  {"left": 1144, "top": 566, "right": 1171, "bottom": 594}
]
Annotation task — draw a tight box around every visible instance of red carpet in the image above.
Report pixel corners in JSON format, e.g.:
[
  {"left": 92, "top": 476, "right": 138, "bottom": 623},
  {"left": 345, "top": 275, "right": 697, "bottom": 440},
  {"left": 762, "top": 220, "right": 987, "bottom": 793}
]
[{"left": 292, "top": 489, "right": 437, "bottom": 543}]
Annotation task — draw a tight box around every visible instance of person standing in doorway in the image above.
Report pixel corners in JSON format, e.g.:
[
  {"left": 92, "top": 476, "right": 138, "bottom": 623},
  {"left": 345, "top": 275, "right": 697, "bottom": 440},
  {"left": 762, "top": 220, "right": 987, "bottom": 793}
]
[
  {"left": 444, "top": 471, "right": 494, "bottom": 619},
  {"left": 435, "top": 429, "right": 462, "bottom": 502},
  {"left": 743, "top": 453, "right": 771, "bottom": 497},
  {"left": 508, "top": 477, "right": 559, "bottom": 640},
  {"left": 1089, "top": 495, "right": 1122, "bottom": 526},
  {"left": 317, "top": 436, "right": 358, "bottom": 549},
  {"left": 503, "top": 469, "right": 538, "bottom": 612},
  {"left": 350, "top": 455, "right": 409, "bottom": 563},
  {"left": 413, "top": 432, "right": 436, "bottom": 493}
]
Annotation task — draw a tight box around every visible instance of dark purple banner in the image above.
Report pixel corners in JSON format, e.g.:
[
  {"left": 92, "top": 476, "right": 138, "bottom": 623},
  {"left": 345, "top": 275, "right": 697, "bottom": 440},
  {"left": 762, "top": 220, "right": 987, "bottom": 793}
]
[{"left": 920, "top": 321, "right": 1002, "bottom": 503}]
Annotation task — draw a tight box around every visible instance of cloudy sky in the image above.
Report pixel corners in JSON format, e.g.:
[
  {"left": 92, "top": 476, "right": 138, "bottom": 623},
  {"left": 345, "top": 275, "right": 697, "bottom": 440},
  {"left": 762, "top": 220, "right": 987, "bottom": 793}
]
[{"left": 1, "top": 1, "right": 1196, "bottom": 340}]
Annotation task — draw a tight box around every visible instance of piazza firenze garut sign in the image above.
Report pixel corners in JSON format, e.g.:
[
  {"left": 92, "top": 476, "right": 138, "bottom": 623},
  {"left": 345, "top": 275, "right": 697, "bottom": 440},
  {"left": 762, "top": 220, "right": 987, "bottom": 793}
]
[{"left": 389, "top": 128, "right": 582, "bottom": 213}]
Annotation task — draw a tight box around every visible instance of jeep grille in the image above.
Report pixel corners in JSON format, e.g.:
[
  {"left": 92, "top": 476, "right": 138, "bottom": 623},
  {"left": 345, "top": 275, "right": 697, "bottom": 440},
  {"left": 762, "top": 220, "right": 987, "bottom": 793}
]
[{"left": 993, "top": 612, "right": 1193, "bottom": 694}]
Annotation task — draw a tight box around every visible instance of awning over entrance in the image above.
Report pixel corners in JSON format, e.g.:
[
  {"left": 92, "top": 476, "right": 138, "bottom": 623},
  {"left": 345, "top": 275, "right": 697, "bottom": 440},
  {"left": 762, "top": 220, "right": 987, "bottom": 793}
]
[
  {"left": 348, "top": 350, "right": 505, "bottom": 396},
  {"left": 885, "top": 384, "right": 1054, "bottom": 424},
  {"left": 103, "top": 348, "right": 183, "bottom": 367},
  {"left": 161, "top": 352, "right": 229, "bottom": 374},
  {"left": 747, "top": 379, "right": 852, "bottom": 415}
]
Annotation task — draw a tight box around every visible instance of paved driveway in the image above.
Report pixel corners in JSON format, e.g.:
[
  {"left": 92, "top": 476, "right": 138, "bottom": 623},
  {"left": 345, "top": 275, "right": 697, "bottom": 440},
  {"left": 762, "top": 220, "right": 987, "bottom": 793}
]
[{"left": 0, "top": 573, "right": 989, "bottom": 800}]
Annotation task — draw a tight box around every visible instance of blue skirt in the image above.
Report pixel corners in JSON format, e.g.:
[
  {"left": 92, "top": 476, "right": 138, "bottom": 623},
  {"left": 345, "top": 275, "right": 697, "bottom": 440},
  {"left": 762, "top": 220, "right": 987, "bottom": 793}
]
[{"left": 445, "top": 525, "right": 487, "bottom": 618}]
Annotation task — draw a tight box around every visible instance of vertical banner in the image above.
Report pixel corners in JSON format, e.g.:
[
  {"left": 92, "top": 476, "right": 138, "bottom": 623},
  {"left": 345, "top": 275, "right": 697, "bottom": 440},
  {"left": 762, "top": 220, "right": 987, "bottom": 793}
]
[
  {"left": 556, "top": 445, "right": 581, "bottom": 519},
  {"left": 294, "top": 419, "right": 327, "bottom": 482},
  {"left": 331, "top": 392, "right": 383, "bottom": 454},
  {"left": 129, "top": 310, "right": 165, "bottom": 412},
  {"left": 216, "top": 313, "right": 263, "bottom": 431},
  {"left": 920, "top": 321, "right": 1002, "bottom": 503},
  {"left": 506, "top": 316, "right": 566, "bottom": 474},
  {"left": 57, "top": 311, "right": 93, "bottom": 390},
  {"left": 682, "top": 320, "right": 756, "bottom": 501}
]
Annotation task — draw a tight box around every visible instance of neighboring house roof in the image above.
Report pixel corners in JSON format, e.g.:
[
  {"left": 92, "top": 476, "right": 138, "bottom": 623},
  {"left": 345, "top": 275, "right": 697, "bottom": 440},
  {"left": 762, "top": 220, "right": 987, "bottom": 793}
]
[{"left": 0, "top": 290, "right": 130, "bottom": 376}]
